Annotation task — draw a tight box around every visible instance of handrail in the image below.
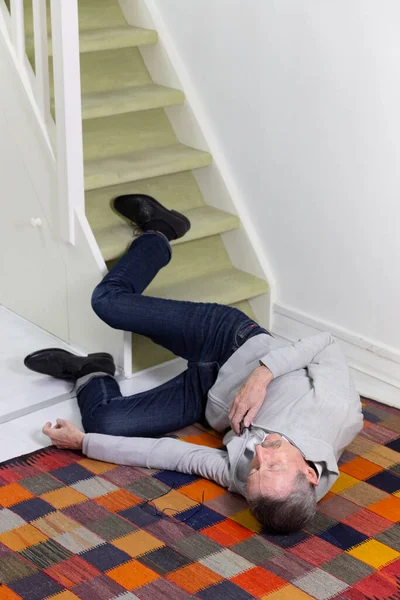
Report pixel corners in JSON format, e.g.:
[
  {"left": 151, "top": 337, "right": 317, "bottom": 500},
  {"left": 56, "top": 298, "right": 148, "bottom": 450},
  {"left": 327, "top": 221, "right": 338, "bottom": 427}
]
[{"left": 1, "top": 0, "right": 85, "bottom": 245}]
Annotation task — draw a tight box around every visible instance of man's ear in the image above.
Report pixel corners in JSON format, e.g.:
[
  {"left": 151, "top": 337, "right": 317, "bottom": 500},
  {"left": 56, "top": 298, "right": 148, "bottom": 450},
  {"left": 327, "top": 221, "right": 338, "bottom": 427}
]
[{"left": 305, "top": 465, "right": 319, "bottom": 486}]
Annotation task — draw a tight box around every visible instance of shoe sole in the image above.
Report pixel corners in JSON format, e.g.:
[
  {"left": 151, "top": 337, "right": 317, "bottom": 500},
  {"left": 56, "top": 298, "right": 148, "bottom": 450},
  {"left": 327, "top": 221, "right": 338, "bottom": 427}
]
[
  {"left": 24, "top": 348, "right": 113, "bottom": 365},
  {"left": 114, "top": 194, "right": 191, "bottom": 236}
]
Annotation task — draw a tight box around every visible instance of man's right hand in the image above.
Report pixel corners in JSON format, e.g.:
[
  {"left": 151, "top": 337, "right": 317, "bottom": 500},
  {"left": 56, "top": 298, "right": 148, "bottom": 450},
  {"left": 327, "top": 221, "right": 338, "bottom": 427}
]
[
  {"left": 42, "top": 419, "right": 85, "bottom": 450},
  {"left": 228, "top": 365, "right": 273, "bottom": 435}
]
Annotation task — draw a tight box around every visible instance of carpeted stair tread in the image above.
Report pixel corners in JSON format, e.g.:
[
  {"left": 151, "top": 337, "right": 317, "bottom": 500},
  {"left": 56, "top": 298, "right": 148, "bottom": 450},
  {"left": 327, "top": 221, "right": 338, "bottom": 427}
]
[
  {"left": 92, "top": 205, "right": 240, "bottom": 262},
  {"left": 146, "top": 267, "right": 269, "bottom": 305},
  {"left": 84, "top": 144, "right": 212, "bottom": 191},
  {"left": 77, "top": 25, "right": 158, "bottom": 53},
  {"left": 26, "top": 25, "right": 158, "bottom": 59},
  {"left": 85, "top": 173, "right": 206, "bottom": 229},
  {"left": 132, "top": 298, "right": 256, "bottom": 372},
  {"left": 81, "top": 84, "right": 184, "bottom": 120}
]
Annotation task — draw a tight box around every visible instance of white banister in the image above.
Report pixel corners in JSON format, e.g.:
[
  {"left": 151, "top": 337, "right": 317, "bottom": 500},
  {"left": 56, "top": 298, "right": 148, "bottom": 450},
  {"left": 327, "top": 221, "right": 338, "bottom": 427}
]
[
  {"left": 10, "top": 0, "right": 25, "bottom": 62},
  {"left": 50, "top": 0, "right": 85, "bottom": 245},
  {"left": 32, "top": 0, "right": 50, "bottom": 122}
]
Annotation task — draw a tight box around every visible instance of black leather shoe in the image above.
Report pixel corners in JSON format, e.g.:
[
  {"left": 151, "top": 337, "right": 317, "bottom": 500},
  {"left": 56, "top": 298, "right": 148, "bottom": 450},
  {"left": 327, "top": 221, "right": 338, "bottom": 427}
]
[
  {"left": 113, "top": 194, "right": 191, "bottom": 241},
  {"left": 24, "top": 348, "right": 115, "bottom": 382}
]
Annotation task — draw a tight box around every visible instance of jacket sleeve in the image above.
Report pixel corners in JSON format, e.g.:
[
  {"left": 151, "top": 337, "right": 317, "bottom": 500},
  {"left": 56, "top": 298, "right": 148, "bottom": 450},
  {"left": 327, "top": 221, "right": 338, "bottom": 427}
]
[
  {"left": 82, "top": 434, "right": 230, "bottom": 488},
  {"left": 259, "top": 332, "right": 337, "bottom": 378}
]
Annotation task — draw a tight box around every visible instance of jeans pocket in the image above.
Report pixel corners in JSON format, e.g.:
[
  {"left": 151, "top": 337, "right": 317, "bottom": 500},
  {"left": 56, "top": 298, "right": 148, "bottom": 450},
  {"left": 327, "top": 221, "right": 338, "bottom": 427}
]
[{"left": 234, "top": 318, "right": 270, "bottom": 350}]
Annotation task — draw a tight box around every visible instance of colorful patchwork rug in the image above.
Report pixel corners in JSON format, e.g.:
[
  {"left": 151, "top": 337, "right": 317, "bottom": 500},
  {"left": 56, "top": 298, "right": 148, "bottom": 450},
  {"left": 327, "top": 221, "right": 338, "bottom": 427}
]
[{"left": 0, "top": 397, "right": 399, "bottom": 600}]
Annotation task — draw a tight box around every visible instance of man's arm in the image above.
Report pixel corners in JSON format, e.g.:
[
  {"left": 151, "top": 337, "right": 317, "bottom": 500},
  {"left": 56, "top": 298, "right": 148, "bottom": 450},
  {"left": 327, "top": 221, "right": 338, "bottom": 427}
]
[
  {"left": 259, "top": 332, "right": 336, "bottom": 378},
  {"left": 42, "top": 420, "right": 230, "bottom": 488},
  {"left": 83, "top": 434, "right": 230, "bottom": 487}
]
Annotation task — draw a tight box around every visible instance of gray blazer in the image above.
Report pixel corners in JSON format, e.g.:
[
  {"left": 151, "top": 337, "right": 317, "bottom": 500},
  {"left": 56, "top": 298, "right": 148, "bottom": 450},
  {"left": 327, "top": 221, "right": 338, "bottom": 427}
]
[{"left": 83, "top": 333, "right": 363, "bottom": 502}]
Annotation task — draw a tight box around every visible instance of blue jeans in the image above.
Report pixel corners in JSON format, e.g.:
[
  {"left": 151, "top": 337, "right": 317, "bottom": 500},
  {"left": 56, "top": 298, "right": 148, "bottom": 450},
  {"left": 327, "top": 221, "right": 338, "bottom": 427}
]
[{"left": 78, "top": 232, "right": 269, "bottom": 437}]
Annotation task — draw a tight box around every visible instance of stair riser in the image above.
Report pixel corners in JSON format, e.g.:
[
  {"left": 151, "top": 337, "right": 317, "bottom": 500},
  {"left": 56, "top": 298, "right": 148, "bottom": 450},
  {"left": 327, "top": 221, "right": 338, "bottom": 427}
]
[
  {"left": 82, "top": 110, "right": 177, "bottom": 162},
  {"left": 84, "top": 147, "right": 212, "bottom": 191}
]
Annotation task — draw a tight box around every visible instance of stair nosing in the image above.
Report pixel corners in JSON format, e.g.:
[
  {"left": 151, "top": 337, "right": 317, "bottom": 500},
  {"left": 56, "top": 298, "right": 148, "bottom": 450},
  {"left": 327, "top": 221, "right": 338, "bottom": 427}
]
[
  {"left": 81, "top": 84, "right": 185, "bottom": 120},
  {"left": 26, "top": 25, "right": 158, "bottom": 56}
]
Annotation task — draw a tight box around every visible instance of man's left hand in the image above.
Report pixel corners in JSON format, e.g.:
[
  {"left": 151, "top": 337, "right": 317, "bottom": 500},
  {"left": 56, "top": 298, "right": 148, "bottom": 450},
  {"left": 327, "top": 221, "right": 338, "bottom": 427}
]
[{"left": 228, "top": 366, "right": 274, "bottom": 435}]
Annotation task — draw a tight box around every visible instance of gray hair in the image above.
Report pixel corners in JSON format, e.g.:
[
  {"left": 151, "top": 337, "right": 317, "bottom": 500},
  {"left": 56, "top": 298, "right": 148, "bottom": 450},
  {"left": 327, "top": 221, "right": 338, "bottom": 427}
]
[{"left": 248, "top": 470, "right": 317, "bottom": 534}]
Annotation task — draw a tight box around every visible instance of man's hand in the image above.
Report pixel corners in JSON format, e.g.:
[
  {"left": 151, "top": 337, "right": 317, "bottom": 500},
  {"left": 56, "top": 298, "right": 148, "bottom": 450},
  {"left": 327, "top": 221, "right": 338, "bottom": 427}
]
[
  {"left": 42, "top": 419, "right": 85, "bottom": 450},
  {"left": 228, "top": 366, "right": 274, "bottom": 435}
]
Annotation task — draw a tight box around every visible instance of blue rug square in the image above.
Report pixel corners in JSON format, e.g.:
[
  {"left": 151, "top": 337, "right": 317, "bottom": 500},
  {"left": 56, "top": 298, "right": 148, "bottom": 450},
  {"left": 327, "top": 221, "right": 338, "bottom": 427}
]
[
  {"left": 80, "top": 543, "right": 131, "bottom": 571},
  {"left": 197, "top": 580, "right": 255, "bottom": 600},
  {"left": 385, "top": 437, "right": 400, "bottom": 453},
  {"left": 175, "top": 505, "right": 225, "bottom": 530},
  {"left": 154, "top": 470, "right": 200, "bottom": 488},
  {"left": 361, "top": 409, "right": 382, "bottom": 424},
  {"left": 51, "top": 463, "right": 94, "bottom": 485},
  {"left": 261, "top": 530, "right": 310, "bottom": 548},
  {"left": 319, "top": 523, "right": 368, "bottom": 550},
  {"left": 10, "top": 498, "right": 55, "bottom": 522},
  {"left": 10, "top": 571, "right": 63, "bottom": 600},
  {"left": 365, "top": 471, "right": 400, "bottom": 494}
]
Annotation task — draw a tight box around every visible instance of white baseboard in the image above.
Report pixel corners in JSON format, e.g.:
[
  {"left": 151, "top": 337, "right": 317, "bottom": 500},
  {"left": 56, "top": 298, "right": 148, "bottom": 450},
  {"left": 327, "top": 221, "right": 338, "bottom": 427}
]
[{"left": 273, "top": 303, "right": 400, "bottom": 409}]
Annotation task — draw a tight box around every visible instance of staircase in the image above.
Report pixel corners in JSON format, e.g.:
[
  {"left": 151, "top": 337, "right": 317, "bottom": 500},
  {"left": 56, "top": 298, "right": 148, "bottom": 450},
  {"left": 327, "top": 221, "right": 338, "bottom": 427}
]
[{"left": 22, "top": 0, "right": 269, "bottom": 373}]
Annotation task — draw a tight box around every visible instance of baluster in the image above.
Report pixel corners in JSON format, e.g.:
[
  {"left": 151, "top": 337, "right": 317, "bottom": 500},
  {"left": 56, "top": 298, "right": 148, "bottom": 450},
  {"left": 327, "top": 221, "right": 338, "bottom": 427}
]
[
  {"left": 50, "top": 0, "right": 84, "bottom": 244},
  {"left": 32, "top": 0, "right": 50, "bottom": 121},
  {"left": 10, "top": 0, "right": 25, "bottom": 62}
]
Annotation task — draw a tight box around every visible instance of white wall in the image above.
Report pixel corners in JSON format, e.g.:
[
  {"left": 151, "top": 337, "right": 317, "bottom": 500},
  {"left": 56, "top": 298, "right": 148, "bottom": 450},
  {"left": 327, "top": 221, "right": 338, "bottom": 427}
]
[{"left": 150, "top": 0, "right": 400, "bottom": 355}]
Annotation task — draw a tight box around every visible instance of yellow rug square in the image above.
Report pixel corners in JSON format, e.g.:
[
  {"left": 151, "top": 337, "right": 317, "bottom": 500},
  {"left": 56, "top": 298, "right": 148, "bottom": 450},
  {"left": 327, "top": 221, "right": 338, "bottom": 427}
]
[
  {"left": 363, "top": 446, "right": 400, "bottom": 469},
  {"left": 230, "top": 509, "right": 262, "bottom": 532},
  {"left": 330, "top": 473, "right": 359, "bottom": 494},
  {"left": 152, "top": 489, "right": 198, "bottom": 513},
  {"left": 33, "top": 512, "right": 81, "bottom": 537},
  {"left": 262, "top": 584, "right": 314, "bottom": 599},
  {"left": 112, "top": 530, "right": 165, "bottom": 557},
  {"left": 41, "top": 487, "right": 88, "bottom": 509},
  {"left": 346, "top": 437, "right": 376, "bottom": 457},
  {"left": 51, "top": 592, "right": 81, "bottom": 600},
  {"left": 0, "top": 524, "right": 48, "bottom": 551},
  {"left": 348, "top": 539, "right": 400, "bottom": 569},
  {"left": 78, "top": 458, "right": 116, "bottom": 474}
]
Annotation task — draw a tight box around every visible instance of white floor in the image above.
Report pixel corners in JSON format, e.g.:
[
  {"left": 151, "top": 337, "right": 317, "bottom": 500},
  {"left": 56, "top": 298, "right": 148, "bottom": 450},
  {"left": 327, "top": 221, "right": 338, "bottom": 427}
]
[{"left": 0, "top": 306, "right": 186, "bottom": 463}]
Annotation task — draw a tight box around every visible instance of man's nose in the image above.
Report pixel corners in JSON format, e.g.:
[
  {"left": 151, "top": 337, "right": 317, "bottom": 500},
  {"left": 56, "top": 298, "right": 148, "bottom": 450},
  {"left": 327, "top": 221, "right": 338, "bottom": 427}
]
[{"left": 256, "top": 445, "right": 266, "bottom": 462}]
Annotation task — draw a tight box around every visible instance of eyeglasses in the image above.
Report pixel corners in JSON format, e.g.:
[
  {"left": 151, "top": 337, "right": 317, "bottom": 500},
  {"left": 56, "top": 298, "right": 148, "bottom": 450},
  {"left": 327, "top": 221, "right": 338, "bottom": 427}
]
[{"left": 140, "top": 483, "right": 206, "bottom": 522}]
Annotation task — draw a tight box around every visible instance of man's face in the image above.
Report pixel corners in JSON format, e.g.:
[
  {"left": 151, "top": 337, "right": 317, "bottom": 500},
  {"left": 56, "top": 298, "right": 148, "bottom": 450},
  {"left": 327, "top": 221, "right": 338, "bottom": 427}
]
[{"left": 246, "top": 434, "right": 318, "bottom": 500}]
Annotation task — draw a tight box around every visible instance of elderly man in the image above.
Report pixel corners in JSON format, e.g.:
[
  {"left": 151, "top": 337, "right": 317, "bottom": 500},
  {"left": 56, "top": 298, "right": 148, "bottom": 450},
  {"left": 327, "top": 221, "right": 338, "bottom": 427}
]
[{"left": 25, "top": 194, "right": 363, "bottom": 534}]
